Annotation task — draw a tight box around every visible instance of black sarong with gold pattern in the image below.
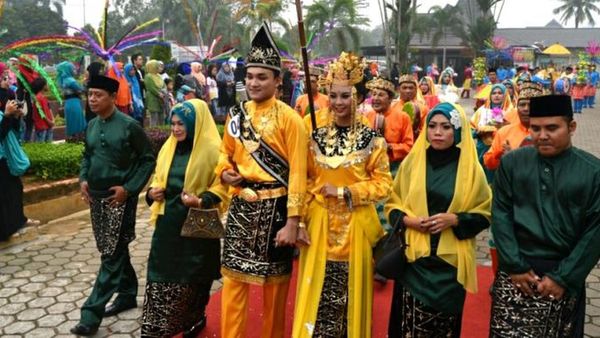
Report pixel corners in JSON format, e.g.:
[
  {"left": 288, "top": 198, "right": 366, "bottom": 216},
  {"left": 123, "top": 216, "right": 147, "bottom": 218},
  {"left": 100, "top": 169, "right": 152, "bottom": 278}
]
[
  {"left": 221, "top": 181, "right": 292, "bottom": 284},
  {"left": 141, "top": 281, "right": 212, "bottom": 337},
  {"left": 490, "top": 271, "right": 579, "bottom": 338},
  {"left": 89, "top": 189, "right": 136, "bottom": 257},
  {"left": 313, "top": 261, "right": 350, "bottom": 338},
  {"left": 388, "top": 282, "right": 462, "bottom": 338}
]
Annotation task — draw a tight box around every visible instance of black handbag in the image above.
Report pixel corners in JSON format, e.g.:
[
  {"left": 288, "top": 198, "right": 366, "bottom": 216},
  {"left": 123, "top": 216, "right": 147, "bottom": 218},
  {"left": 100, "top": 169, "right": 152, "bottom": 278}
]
[
  {"left": 180, "top": 208, "right": 225, "bottom": 239},
  {"left": 373, "top": 216, "right": 408, "bottom": 279}
]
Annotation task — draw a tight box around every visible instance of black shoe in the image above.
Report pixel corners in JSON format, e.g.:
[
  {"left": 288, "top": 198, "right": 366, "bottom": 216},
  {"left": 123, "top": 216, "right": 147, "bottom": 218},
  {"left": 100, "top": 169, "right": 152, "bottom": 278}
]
[
  {"left": 183, "top": 314, "right": 207, "bottom": 338},
  {"left": 70, "top": 323, "right": 98, "bottom": 336},
  {"left": 103, "top": 301, "right": 137, "bottom": 317}
]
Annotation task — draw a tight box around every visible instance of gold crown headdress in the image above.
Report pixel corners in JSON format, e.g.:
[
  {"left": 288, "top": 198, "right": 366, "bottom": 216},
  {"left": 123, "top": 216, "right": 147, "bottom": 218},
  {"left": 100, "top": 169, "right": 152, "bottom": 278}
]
[
  {"left": 518, "top": 82, "right": 543, "bottom": 100},
  {"left": 398, "top": 74, "right": 417, "bottom": 85},
  {"left": 366, "top": 77, "right": 396, "bottom": 94},
  {"left": 325, "top": 52, "right": 365, "bottom": 86}
]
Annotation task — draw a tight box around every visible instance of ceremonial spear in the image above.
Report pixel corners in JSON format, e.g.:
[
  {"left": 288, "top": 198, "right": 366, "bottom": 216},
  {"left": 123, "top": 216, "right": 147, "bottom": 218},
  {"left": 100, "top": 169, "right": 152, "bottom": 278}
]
[{"left": 294, "top": 0, "right": 317, "bottom": 131}]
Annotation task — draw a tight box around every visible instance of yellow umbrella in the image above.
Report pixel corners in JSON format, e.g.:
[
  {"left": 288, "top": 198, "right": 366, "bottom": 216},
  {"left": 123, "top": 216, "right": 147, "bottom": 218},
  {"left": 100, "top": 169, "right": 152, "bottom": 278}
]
[
  {"left": 474, "top": 84, "right": 492, "bottom": 99},
  {"left": 543, "top": 43, "right": 571, "bottom": 55}
]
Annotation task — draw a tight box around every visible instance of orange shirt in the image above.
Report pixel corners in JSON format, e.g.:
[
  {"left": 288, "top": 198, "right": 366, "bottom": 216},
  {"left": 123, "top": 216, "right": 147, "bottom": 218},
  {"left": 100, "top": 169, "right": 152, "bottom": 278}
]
[
  {"left": 483, "top": 122, "right": 530, "bottom": 170},
  {"left": 366, "top": 106, "right": 414, "bottom": 163},
  {"left": 504, "top": 107, "right": 519, "bottom": 125},
  {"left": 294, "top": 92, "right": 329, "bottom": 117},
  {"left": 107, "top": 62, "right": 132, "bottom": 108}
]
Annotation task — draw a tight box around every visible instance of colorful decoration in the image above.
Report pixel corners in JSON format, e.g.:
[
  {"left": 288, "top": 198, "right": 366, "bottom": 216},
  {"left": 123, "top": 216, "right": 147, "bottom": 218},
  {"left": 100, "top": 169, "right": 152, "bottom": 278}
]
[
  {"left": 576, "top": 53, "right": 590, "bottom": 84},
  {"left": 0, "top": 35, "right": 87, "bottom": 53},
  {"left": 473, "top": 57, "right": 487, "bottom": 85},
  {"left": 586, "top": 40, "right": 600, "bottom": 64},
  {"left": 7, "top": 64, "right": 46, "bottom": 120},
  {"left": 19, "top": 54, "right": 62, "bottom": 104}
]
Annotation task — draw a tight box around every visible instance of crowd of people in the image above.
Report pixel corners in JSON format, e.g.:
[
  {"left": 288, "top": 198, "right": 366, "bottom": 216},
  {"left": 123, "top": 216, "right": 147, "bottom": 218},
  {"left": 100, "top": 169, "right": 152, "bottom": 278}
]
[{"left": 0, "top": 20, "right": 599, "bottom": 338}]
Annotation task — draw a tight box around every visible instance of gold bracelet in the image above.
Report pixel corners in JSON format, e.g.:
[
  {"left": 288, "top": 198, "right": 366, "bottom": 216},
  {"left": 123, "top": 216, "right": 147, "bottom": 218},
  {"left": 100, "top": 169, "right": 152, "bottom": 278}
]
[{"left": 337, "top": 187, "right": 345, "bottom": 200}]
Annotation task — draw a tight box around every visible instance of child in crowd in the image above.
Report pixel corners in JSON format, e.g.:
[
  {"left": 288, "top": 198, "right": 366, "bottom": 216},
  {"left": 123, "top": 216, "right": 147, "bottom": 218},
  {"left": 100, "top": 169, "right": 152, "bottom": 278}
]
[
  {"left": 31, "top": 77, "right": 54, "bottom": 142},
  {"left": 572, "top": 79, "right": 586, "bottom": 114}
]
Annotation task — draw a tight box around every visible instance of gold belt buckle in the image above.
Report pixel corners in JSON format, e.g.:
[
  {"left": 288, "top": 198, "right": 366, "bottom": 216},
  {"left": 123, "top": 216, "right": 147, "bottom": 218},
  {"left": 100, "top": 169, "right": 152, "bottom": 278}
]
[{"left": 240, "top": 188, "right": 259, "bottom": 203}]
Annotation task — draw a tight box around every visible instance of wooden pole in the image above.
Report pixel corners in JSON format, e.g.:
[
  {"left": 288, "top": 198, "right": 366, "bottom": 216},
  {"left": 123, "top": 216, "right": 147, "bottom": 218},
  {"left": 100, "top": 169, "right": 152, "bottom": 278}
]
[{"left": 294, "top": 0, "right": 316, "bottom": 131}]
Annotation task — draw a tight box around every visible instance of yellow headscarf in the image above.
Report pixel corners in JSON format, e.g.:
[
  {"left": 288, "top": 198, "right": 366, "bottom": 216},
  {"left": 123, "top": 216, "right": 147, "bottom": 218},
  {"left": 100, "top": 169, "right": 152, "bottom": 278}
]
[
  {"left": 419, "top": 76, "right": 437, "bottom": 96},
  {"left": 145, "top": 59, "right": 165, "bottom": 89},
  {"left": 149, "top": 99, "right": 226, "bottom": 225},
  {"left": 385, "top": 103, "right": 491, "bottom": 293}
]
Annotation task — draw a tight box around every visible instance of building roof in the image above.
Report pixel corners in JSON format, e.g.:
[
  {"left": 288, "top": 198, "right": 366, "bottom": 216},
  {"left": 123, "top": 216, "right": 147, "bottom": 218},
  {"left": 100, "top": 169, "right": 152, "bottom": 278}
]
[
  {"left": 370, "top": 26, "right": 599, "bottom": 51},
  {"left": 495, "top": 27, "right": 600, "bottom": 49}
]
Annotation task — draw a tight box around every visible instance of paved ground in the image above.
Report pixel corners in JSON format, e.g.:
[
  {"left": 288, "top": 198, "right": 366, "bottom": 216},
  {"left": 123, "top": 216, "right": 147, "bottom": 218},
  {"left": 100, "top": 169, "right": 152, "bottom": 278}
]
[{"left": 1, "top": 96, "right": 599, "bottom": 337}]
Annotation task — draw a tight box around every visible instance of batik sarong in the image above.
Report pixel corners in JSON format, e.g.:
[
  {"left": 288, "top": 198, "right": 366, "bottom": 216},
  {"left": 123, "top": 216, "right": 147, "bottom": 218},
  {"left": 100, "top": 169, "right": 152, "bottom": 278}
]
[
  {"left": 489, "top": 271, "right": 578, "bottom": 338},
  {"left": 221, "top": 182, "right": 292, "bottom": 284},
  {"left": 89, "top": 190, "right": 136, "bottom": 257},
  {"left": 141, "top": 281, "right": 211, "bottom": 337},
  {"left": 313, "top": 261, "right": 350, "bottom": 338},
  {"left": 389, "top": 283, "right": 461, "bottom": 338}
]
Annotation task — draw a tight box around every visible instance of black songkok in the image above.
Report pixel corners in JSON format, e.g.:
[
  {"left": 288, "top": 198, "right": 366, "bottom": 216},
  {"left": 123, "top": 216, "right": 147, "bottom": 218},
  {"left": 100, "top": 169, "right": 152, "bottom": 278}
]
[
  {"left": 245, "top": 22, "right": 281, "bottom": 72},
  {"left": 529, "top": 95, "right": 573, "bottom": 118},
  {"left": 88, "top": 75, "right": 119, "bottom": 94}
]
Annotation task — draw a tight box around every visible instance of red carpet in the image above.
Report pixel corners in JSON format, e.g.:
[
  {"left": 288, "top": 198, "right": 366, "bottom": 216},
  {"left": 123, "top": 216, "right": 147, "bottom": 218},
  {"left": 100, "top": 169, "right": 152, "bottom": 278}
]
[{"left": 193, "top": 264, "right": 494, "bottom": 338}]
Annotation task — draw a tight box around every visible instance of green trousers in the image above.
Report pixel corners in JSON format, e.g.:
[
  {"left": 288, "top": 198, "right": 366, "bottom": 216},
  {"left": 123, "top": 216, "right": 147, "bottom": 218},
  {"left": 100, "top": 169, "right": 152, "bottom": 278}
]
[{"left": 80, "top": 244, "right": 138, "bottom": 327}]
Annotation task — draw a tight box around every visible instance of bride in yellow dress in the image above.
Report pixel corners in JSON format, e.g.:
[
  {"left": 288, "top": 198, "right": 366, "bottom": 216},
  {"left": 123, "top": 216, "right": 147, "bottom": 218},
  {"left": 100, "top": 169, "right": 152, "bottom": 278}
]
[{"left": 292, "top": 52, "right": 393, "bottom": 338}]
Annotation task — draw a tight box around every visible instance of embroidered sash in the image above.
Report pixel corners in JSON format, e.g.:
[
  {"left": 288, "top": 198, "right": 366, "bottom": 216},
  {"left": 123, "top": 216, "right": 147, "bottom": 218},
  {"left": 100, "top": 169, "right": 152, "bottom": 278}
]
[{"left": 229, "top": 102, "right": 289, "bottom": 187}]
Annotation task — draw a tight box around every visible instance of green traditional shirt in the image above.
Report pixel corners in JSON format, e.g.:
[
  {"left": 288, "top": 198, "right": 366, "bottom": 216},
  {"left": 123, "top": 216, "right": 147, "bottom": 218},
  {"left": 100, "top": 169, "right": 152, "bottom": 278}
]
[
  {"left": 397, "top": 151, "right": 490, "bottom": 314},
  {"left": 492, "top": 146, "right": 600, "bottom": 296},
  {"left": 80, "top": 110, "right": 155, "bottom": 195}
]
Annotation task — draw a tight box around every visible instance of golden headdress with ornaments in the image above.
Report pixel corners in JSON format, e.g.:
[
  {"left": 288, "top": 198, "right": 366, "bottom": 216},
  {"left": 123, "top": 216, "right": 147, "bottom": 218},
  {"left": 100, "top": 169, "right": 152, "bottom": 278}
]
[
  {"left": 325, "top": 52, "right": 366, "bottom": 86},
  {"left": 517, "top": 81, "right": 543, "bottom": 100},
  {"left": 398, "top": 74, "right": 417, "bottom": 85},
  {"left": 366, "top": 77, "right": 396, "bottom": 95}
]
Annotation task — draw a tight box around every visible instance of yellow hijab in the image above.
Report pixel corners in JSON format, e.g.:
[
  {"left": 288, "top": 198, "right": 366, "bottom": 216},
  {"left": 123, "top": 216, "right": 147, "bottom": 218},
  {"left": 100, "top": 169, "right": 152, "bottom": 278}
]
[
  {"left": 145, "top": 60, "right": 165, "bottom": 89},
  {"left": 385, "top": 103, "right": 491, "bottom": 293},
  {"left": 419, "top": 76, "right": 437, "bottom": 96},
  {"left": 149, "top": 99, "right": 224, "bottom": 225}
]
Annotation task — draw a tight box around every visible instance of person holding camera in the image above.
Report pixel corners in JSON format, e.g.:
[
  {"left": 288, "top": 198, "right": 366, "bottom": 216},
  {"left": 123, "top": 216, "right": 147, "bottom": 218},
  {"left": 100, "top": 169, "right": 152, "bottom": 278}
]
[{"left": 0, "top": 99, "right": 32, "bottom": 241}]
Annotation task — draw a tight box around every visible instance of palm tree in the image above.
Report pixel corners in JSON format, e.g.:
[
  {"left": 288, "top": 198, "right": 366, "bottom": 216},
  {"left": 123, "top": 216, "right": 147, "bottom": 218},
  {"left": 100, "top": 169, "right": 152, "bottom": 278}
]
[
  {"left": 426, "top": 5, "right": 461, "bottom": 49},
  {"left": 226, "top": 0, "right": 289, "bottom": 44},
  {"left": 553, "top": 0, "right": 600, "bottom": 28},
  {"left": 304, "top": 0, "right": 369, "bottom": 53},
  {"left": 452, "top": 0, "right": 501, "bottom": 56}
]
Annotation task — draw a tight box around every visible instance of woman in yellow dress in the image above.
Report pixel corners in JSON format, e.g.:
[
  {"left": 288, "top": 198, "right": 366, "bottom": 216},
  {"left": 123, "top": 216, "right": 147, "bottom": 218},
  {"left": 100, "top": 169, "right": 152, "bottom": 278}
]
[
  {"left": 470, "top": 83, "right": 513, "bottom": 182},
  {"left": 292, "top": 52, "right": 393, "bottom": 338}
]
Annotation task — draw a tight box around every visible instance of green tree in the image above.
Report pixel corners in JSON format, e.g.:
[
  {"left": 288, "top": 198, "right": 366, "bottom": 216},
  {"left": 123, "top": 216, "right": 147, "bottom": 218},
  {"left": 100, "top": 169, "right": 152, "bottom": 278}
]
[
  {"left": 0, "top": 2, "right": 66, "bottom": 45},
  {"left": 452, "top": 0, "right": 502, "bottom": 57},
  {"left": 38, "top": 0, "right": 66, "bottom": 16},
  {"left": 426, "top": 5, "right": 461, "bottom": 50},
  {"left": 553, "top": 0, "right": 600, "bottom": 28},
  {"left": 383, "top": 0, "right": 418, "bottom": 72},
  {"left": 114, "top": 0, "right": 247, "bottom": 55},
  {"left": 305, "top": 0, "right": 368, "bottom": 54}
]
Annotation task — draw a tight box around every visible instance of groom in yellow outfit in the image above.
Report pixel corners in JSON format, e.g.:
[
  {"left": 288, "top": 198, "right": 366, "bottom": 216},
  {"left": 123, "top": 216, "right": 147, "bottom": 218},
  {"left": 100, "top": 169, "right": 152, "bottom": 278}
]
[{"left": 216, "top": 22, "right": 308, "bottom": 338}]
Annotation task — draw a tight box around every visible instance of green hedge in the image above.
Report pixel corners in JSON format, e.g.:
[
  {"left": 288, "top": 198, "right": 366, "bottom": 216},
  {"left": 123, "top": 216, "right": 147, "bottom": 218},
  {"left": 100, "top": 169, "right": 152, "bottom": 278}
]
[
  {"left": 22, "top": 122, "right": 225, "bottom": 181},
  {"left": 22, "top": 142, "right": 84, "bottom": 180}
]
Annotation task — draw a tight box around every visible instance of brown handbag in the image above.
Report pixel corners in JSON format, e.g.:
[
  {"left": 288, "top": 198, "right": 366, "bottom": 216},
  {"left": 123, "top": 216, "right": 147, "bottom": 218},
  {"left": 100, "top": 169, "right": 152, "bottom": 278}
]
[{"left": 180, "top": 208, "right": 225, "bottom": 239}]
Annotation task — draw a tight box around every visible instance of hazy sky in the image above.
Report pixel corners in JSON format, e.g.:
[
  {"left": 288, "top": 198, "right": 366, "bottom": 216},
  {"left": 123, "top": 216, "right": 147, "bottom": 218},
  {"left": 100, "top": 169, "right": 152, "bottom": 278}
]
[{"left": 63, "top": 0, "right": 594, "bottom": 32}]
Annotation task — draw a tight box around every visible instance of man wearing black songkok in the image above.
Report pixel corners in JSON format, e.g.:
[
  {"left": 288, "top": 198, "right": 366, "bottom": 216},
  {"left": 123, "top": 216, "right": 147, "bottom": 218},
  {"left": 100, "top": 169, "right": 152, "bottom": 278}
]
[
  {"left": 490, "top": 95, "right": 600, "bottom": 337},
  {"left": 71, "top": 75, "right": 156, "bottom": 336}
]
